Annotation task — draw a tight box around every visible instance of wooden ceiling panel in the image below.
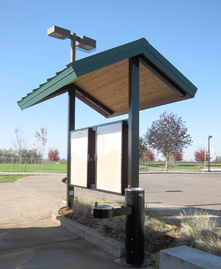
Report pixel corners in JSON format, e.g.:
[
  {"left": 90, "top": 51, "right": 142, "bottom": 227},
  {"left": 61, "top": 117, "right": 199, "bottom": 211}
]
[
  {"left": 75, "top": 59, "right": 128, "bottom": 89},
  {"left": 73, "top": 59, "right": 129, "bottom": 115},
  {"left": 18, "top": 38, "right": 197, "bottom": 114},
  {"left": 72, "top": 58, "right": 191, "bottom": 117}
]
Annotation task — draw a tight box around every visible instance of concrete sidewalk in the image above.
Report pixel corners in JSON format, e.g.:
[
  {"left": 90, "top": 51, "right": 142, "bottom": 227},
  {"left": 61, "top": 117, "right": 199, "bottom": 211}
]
[{"left": 0, "top": 175, "right": 126, "bottom": 269}]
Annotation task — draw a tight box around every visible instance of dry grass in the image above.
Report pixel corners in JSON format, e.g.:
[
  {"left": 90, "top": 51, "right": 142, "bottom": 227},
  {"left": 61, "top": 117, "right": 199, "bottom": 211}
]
[
  {"left": 144, "top": 210, "right": 221, "bottom": 268},
  {"left": 71, "top": 197, "right": 94, "bottom": 223},
  {"left": 61, "top": 199, "right": 221, "bottom": 269},
  {"left": 176, "top": 210, "right": 221, "bottom": 256}
]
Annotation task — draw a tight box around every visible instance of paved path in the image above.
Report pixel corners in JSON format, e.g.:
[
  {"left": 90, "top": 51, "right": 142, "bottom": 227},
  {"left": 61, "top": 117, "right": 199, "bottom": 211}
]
[{"left": 0, "top": 175, "right": 123, "bottom": 269}]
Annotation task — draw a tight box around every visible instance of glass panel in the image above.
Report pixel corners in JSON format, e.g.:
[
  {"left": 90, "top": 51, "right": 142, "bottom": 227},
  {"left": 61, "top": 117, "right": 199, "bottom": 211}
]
[
  {"left": 70, "top": 129, "right": 88, "bottom": 187},
  {"left": 96, "top": 122, "right": 122, "bottom": 193}
]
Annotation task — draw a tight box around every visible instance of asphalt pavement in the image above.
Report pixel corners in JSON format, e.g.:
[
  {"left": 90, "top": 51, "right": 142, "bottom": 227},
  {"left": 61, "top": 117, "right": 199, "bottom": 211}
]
[
  {"left": 139, "top": 172, "right": 221, "bottom": 211},
  {"left": 0, "top": 172, "right": 221, "bottom": 269}
]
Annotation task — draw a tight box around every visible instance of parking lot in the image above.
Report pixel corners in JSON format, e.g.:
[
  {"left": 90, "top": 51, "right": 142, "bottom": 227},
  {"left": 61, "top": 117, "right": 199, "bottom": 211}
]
[{"left": 139, "top": 173, "right": 221, "bottom": 211}]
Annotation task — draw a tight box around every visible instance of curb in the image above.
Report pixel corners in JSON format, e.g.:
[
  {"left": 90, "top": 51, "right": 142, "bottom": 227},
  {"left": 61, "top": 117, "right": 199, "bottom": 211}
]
[
  {"left": 51, "top": 207, "right": 125, "bottom": 258},
  {"left": 139, "top": 171, "right": 221, "bottom": 174}
]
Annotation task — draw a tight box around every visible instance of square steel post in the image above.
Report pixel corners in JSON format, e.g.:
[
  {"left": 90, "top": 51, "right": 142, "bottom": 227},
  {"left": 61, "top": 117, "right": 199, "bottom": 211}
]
[
  {"left": 125, "top": 187, "right": 145, "bottom": 266},
  {"left": 126, "top": 57, "right": 144, "bottom": 267},
  {"left": 128, "top": 56, "right": 140, "bottom": 188},
  {"left": 67, "top": 87, "right": 75, "bottom": 209}
]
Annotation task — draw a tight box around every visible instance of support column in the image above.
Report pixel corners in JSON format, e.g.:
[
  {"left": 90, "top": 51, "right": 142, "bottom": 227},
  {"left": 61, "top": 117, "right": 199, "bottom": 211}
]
[
  {"left": 125, "top": 187, "right": 145, "bottom": 266},
  {"left": 128, "top": 56, "right": 140, "bottom": 188},
  {"left": 67, "top": 87, "right": 75, "bottom": 209}
]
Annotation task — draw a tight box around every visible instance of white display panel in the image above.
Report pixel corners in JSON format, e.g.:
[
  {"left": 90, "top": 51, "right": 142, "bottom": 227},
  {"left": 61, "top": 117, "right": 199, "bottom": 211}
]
[
  {"left": 70, "top": 129, "right": 88, "bottom": 187},
  {"left": 96, "top": 122, "right": 122, "bottom": 193}
]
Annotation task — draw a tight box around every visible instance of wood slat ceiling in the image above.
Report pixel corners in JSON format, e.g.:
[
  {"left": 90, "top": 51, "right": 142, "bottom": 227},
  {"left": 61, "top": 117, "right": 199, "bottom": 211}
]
[
  {"left": 71, "top": 58, "right": 191, "bottom": 117},
  {"left": 18, "top": 38, "right": 197, "bottom": 115}
]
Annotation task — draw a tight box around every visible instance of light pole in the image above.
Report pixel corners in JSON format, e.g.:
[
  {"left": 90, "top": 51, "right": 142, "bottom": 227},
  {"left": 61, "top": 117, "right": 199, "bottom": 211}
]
[
  {"left": 47, "top": 26, "right": 96, "bottom": 209},
  {"left": 208, "top": 135, "right": 212, "bottom": 172},
  {"left": 47, "top": 25, "right": 96, "bottom": 62}
]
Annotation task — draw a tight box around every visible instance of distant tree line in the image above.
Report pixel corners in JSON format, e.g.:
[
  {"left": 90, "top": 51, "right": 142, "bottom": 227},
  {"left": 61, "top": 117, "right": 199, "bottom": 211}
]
[
  {"left": 0, "top": 127, "right": 60, "bottom": 164},
  {"left": 0, "top": 148, "right": 40, "bottom": 163}
]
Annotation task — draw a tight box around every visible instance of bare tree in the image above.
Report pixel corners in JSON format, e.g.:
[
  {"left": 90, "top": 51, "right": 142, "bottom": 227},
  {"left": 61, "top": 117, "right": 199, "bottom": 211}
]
[
  {"left": 34, "top": 127, "right": 47, "bottom": 168},
  {"left": 12, "top": 128, "right": 28, "bottom": 170},
  {"left": 145, "top": 112, "right": 192, "bottom": 171}
]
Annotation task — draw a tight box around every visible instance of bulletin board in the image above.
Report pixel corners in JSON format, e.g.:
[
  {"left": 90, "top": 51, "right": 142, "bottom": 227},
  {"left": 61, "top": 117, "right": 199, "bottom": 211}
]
[
  {"left": 96, "top": 122, "right": 123, "bottom": 193},
  {"left": 70, "top": 128, "right": 89, "bottom": 187}
]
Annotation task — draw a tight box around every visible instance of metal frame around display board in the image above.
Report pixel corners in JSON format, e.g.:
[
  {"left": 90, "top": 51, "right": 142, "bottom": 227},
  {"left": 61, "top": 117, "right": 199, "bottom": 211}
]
[{"left": 69, "top": 120, "right": 128, "bottom": 195}]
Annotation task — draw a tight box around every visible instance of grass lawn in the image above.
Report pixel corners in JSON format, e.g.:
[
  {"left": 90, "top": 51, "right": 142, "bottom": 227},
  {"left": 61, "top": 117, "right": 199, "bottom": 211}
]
[
  {"left": 139, "top": 162, "right": 221, "bottom": 172},
  {"left": 0, "top": 174, "right": 32, "bottom": 183},
  {"left": 0, "top": 162, "right": 67, "bottom": 173}
]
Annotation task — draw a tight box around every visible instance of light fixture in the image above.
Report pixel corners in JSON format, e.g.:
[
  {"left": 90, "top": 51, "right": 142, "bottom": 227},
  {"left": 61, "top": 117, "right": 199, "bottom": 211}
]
[
  {"left": 76, "top": 36, "right": 96, "bottom": 51},
  {"left": 47, "top": 26, "right": 71, "bottom": 40},
  {"left": 47, "top": 25, "right": 96, "bottom": 62}
]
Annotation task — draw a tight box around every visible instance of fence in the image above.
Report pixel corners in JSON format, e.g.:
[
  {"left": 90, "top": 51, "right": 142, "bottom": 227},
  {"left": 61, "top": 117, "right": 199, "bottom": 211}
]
[{"left": 0, "top": 157, "right": 67, "bottom": 173}]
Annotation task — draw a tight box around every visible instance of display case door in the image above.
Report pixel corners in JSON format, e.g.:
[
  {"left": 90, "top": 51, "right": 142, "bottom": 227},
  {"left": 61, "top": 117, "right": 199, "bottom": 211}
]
[
  {"left": 96, "top": 122, "right": 122, "bottom": 193},
  {"left": 70, "top": 129, "right": 88, "bottom": 187}
]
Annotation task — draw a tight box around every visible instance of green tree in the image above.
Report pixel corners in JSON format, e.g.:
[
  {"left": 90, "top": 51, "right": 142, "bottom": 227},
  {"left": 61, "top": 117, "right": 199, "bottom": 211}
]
[
  {"left": 145, "top": 112, "right": 192, "bottom": 171},
  {"left": 215, "top": 156, "right": 221, "bottom": 163},
  {"left": 27, "top": 149, "right": 39, "bottom": 158},
  {"left": 139, "top": 137, "right": 147, "bottom": 158}
]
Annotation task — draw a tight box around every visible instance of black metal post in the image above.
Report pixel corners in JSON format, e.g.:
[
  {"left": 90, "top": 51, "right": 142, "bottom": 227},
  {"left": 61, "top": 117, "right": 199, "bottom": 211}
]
[
  {"left": 128, "top": 56, "right": 140, "bottom": 188},
  {"left": 67, "top": 87, "right": 75, "bottom": 209},
  {"left": 125, "top": 187, "right": 145, "bottom": 267},
  {"left": 208, "top": 135, "right": 212, "bottom": 172}
]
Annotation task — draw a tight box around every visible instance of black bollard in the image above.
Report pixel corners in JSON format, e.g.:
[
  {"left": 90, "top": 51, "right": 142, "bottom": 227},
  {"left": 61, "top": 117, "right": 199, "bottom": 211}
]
[{"left": 125, "top": 187, "right": 145, "bottom": 267}]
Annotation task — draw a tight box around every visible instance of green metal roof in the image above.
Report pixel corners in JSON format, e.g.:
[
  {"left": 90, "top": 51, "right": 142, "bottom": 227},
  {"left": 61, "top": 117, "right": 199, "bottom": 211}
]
[{"left": 18, "top": 38, "right": 197, "bottom": 117}]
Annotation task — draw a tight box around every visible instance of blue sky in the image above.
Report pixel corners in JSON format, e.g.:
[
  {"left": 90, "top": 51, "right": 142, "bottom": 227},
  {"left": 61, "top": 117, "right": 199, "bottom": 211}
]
[{"left": 0, "top": 0, "right": 220, "bottom": 161}]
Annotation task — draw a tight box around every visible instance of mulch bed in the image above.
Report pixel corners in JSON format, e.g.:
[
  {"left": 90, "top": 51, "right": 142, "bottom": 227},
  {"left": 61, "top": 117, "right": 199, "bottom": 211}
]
[
  {"left": 58, "top": 206, "right": 125, "bottom": 243},
  {"left": 58, "top": 206, "right": 98, "bottom": 229},
  {"left": 58, "top": 206, "right": 177, "bottom": 251}
]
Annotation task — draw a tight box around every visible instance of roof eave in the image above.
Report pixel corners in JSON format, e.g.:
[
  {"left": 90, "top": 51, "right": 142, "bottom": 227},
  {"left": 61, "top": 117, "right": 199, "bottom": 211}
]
[{"left": 17, "top": 38, "right": 197, "bottom": 112}]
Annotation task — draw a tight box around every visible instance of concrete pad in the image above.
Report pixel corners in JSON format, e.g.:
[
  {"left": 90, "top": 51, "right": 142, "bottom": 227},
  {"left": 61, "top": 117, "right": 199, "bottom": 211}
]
[
  {"left": 0, "top": 176, "right": 124, "bottom": 269},
  {"left": 0, "top": 219, "right": 78, "bottom": 251},
  {"left": 0, "top": 216, "right": 124, "bottom": 268},
  {"left": 0, "top": 240, "right": 123, "bottom": 269},
  {"left": 159, "top": 246, "right": 221, "bottom": 269},
  {"left": 53, "top": 209, "right": 125, "bottom": 258}
]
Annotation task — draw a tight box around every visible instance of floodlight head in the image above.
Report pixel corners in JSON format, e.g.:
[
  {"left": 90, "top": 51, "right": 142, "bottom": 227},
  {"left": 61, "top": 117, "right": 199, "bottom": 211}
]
[
  {"left": 47, "top": 25, "right": 71, "bottom": 40},
  {"left": 76, "top": 36, "right": 96, "bottom": 50},
  {"left": 208, "top": 135, "right": 212, "bottom": 139}
]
